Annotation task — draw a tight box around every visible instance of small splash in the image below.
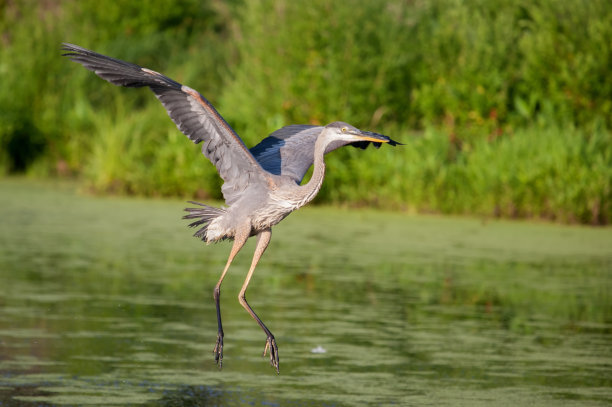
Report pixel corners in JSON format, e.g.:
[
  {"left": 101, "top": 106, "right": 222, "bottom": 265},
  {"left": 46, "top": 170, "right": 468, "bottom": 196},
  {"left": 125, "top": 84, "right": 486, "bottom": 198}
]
[{"left": 310, "top": 346, "right": 326, "bottom": 354}]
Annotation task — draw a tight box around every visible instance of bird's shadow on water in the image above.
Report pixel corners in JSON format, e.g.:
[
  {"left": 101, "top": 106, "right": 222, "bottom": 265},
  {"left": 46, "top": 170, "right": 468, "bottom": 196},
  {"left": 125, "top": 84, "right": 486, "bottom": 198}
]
[
  {"left": 154, "top": 384, "right": 339, "bottom": 407},
  {"left": 156, "top": 384, "right": 341, "bottom": 407},
  {"left": 154, "top": 385, "right": 260, "bottom": 407}
]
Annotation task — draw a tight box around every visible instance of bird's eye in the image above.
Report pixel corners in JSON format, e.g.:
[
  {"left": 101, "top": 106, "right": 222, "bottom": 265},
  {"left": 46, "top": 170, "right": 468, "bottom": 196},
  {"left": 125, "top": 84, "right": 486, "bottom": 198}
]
[{"left": 341, "top": 127, "right": 348, "bottom": 133}]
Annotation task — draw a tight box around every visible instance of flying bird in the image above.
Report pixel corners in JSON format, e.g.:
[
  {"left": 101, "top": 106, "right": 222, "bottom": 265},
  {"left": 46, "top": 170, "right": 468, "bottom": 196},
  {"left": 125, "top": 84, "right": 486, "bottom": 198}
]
[{"left": 62, "top": 43, "right": 401, "bottom": 373}]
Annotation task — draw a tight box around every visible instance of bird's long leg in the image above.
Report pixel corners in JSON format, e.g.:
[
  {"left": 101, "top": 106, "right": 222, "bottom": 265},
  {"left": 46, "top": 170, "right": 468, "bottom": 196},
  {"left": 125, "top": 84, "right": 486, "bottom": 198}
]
[
  {"left": 237, "top": 228, "right": 279, "bottom": 373},
  {"left": 213, "top": 227, "right": 249, "bottom": 369}
]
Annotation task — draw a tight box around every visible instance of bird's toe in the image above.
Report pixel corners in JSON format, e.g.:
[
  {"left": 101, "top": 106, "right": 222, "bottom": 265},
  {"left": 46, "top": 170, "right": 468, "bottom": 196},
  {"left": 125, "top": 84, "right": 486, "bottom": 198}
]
[
  {"left": 213, "top": 332, "right": 224, "bottom": 369},
  {"left": 263, "top": 335, "right": 279, "bottom": 373}
]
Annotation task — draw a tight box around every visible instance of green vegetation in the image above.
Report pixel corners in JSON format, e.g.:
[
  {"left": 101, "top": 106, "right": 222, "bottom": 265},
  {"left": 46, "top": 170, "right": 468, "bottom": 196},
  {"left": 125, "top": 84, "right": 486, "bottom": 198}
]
[{"left": 1, "top": 0, "right": 610, "bottom": 223}]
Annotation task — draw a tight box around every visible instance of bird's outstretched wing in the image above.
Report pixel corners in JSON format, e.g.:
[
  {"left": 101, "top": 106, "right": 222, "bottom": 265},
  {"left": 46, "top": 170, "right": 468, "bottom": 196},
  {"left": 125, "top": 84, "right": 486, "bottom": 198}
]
[
  {"left": 250, "top": 125, "right": 400, "bottom": 184},
  {"left": 62, "top": 43, "right": 265, "bottom": 204}
]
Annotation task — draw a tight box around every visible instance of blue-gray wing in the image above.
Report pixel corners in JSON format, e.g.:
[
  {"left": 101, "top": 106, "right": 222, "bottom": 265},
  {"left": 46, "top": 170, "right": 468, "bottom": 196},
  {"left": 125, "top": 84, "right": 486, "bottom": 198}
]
[
  {"left": 250, "top": 124, "right": 393, "bottom": 184},
  {"left": 62, "top": 43, "right": 265, "bottom": 204},
  {"left": 250, "top": 125, "right": 324, "bottom": 184}
]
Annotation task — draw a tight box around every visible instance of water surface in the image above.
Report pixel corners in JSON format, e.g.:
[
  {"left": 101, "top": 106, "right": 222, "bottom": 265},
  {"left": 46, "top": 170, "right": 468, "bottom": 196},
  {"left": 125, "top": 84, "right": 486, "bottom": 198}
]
[{"left": 0, "top": 179, "right": 610, "bottom": 406}]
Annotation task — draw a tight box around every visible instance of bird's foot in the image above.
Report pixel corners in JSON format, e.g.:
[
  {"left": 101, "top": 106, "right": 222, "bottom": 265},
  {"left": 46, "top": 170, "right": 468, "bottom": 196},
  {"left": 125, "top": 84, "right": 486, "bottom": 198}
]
[
  {"left": 263, "top": 335, "right": 279, "bottom": 373},
  {"left": 213, "top": 332, "right": 223, "bottom": 369}
]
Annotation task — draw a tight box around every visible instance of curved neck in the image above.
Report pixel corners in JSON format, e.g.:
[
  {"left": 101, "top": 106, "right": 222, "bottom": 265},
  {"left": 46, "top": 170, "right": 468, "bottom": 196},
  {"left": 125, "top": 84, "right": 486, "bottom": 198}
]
[{"left": 296, "top": 135, "right": 328, "bottom": 207}]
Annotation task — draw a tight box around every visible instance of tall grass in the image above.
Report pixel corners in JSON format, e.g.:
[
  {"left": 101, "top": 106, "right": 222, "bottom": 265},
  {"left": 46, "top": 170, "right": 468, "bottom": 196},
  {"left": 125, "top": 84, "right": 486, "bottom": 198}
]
[
  {"left": 321, "top": 125, "right": 611, "bottom": 224},
  {"left": 0, "top": 0, "right": 233, "bottom": 179},
  {"left": 0, "top": 0, "right": 610, "bottom": 223}
]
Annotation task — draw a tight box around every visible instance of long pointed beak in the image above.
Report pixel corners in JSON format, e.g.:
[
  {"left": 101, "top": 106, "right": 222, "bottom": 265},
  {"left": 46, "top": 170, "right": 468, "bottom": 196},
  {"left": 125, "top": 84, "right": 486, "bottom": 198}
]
[{"left": 350, "top": 129, "right": 402, "bottom": 147}]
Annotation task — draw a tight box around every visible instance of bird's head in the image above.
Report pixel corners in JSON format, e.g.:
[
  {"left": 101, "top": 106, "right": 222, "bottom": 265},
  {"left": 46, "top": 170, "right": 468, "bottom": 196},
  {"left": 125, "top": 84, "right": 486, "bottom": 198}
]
[{"left": 322, "top": 121, "right": 401, "bottom": 150}]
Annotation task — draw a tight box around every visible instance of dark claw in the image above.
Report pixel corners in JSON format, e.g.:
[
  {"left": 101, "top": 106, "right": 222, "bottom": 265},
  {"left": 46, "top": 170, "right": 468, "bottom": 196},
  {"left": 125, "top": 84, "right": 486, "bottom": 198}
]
[
  {"left": 213, "top": 331, "right": 224, "bottom": 369},
  {"left": 263, "top": 335, "right": 279, "bottom": 373}
]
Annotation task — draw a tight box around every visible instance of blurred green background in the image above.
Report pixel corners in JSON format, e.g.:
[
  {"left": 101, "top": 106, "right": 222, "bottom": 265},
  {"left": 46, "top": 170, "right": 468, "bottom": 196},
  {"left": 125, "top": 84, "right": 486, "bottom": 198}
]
[{"left": 1, "top": 0, "right": 610, "bottom": 224}]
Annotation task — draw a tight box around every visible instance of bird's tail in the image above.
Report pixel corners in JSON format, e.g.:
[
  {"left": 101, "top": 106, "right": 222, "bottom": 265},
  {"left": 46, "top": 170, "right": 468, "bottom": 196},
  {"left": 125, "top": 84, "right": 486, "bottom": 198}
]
[{"left": 183, "top": 201, "right": 226, "bottom": 241}]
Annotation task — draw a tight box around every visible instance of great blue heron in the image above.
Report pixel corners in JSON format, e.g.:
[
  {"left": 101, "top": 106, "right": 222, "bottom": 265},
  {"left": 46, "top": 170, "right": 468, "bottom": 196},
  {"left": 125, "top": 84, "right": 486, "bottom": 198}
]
[{"left": 62, "top": 43, "right": 400, "bottom": 373}]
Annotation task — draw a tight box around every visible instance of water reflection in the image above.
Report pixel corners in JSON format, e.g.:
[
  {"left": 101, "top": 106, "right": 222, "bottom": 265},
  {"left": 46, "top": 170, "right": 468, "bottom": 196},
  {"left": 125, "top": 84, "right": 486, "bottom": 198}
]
[{"left": 0, "top": 180, "right": 610, "bottom": 406}]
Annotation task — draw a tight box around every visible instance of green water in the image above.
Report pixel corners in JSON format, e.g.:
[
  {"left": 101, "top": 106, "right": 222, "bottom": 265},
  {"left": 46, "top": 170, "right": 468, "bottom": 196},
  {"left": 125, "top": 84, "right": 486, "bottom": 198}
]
[{"left": 0, "top": 179, "right": 610, "bottom": 406}]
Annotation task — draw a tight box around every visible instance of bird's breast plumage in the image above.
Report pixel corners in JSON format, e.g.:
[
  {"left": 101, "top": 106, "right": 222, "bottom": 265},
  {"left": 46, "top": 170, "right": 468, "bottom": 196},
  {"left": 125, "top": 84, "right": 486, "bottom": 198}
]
[{"left": 250, "top": 195, "right": 298, "bottom": 231}]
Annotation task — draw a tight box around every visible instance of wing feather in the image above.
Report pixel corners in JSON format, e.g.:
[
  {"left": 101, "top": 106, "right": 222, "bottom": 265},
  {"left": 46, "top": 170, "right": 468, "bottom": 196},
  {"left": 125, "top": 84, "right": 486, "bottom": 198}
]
[
  {"left": 250, "top": 125, "right": 322, "bottom": 184},
  {"left": 62, "top": 43, "right": 264, "bottom": 204},
  {"left": 250, "top": 124, "right": 396, "bottom": 184}
]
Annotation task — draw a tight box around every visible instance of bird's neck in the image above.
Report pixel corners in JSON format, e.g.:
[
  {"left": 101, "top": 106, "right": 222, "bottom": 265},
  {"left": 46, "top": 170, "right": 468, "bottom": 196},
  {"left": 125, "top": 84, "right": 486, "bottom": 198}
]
[{"left": 297, "top": 136, "right": 327, "bottom": 207}]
